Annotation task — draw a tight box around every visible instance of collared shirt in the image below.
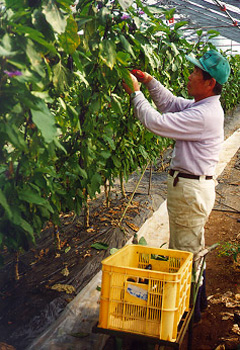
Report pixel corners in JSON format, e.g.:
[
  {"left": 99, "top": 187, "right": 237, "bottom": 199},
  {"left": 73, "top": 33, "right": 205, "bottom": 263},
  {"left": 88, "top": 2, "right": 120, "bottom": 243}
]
[{"left": 131, "top": 78, "right": 224, "bottom": 176}]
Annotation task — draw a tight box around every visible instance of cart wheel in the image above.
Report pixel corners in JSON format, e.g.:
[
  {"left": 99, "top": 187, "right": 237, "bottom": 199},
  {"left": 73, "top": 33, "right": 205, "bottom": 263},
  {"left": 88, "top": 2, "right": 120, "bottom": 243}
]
[
  {"left": 115, "top": 337, "right": 123, "bottom": 350},
  {"left": 154, "top": 345, "right": 165, "bottom": 350}
]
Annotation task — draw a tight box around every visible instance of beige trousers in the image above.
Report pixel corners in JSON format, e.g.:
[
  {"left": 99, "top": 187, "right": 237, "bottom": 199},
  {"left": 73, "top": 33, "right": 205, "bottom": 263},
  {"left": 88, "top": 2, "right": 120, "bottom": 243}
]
[{"left": 167, "top": 174, "right": 216, "bottom": 255}]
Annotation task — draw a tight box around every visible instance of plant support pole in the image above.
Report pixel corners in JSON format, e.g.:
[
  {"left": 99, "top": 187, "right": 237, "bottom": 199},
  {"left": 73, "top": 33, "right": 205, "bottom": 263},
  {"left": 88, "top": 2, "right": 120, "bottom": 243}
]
[
  {"left": 148, "top": 161, "right": 153, "bottom": 195},
  {"left": 119, "top": 160, "right": 150, "bottom": 225}
]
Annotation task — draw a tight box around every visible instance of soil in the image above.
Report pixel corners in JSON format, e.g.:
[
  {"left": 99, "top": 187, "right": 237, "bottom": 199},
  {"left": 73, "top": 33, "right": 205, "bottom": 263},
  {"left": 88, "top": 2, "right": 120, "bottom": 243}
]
[{"left": 0, "top": 110, "right": 239, "bottom": 350}]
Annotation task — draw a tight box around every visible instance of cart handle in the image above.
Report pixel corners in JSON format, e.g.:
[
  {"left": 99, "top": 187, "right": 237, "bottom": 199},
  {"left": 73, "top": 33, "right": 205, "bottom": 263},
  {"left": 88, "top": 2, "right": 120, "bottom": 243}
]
[{"left": 194, "top": 243, "right": 219, "bottom": 262}]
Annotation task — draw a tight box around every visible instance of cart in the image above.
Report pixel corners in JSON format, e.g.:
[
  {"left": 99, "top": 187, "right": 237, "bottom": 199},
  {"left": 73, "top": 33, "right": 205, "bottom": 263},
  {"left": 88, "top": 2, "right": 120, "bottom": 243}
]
[{"left": 92, "top": 244, "right": 218, "bottom": 350}]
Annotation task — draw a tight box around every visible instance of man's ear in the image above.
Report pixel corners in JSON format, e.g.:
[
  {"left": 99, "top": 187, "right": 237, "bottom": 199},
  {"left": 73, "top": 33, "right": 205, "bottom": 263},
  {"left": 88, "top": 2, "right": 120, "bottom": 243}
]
[{"left": 209, "top": 77, "right": 217, "bottom": 90}]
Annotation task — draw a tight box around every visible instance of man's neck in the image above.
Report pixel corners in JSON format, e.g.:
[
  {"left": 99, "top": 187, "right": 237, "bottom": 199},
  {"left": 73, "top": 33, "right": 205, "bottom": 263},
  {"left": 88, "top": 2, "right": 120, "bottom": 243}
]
[{"left": 194, "top": 92, "right": 216, "bottom": 102}]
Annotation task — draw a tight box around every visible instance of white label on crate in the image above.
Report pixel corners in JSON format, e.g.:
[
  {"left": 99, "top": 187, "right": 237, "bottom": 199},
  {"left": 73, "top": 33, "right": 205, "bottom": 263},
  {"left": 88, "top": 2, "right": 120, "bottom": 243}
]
[{"left": 126, "top": 284, "right": 148, "bottom": 301}]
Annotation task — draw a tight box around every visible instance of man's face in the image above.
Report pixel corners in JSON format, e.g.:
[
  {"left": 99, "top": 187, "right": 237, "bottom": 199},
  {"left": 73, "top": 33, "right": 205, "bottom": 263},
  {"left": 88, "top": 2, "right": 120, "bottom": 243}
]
[{"left": 187, "top": 66, "right": 212, "bottom": 101}]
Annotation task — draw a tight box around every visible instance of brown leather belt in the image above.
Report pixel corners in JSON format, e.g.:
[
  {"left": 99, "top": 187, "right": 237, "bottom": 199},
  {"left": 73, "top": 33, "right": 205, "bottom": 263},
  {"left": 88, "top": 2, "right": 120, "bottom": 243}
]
[{"left": 169, "top": 169, "right": 213, "bottom": 186}]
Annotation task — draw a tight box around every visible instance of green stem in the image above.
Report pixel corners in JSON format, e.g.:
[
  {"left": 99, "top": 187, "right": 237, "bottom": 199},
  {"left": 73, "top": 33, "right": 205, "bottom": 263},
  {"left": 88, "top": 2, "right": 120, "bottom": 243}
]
[
  {"left": 15, "top": 113, "right": 29, "bottom": 186},
  {"left": 15, "top": 251, "right": 20, "bottom": 281},
  {"left": 84, "top": 201, "right": 90, "bottom": 228},
  {"left": 54, "top": 225, "right": 61, "bottom": 251},
  {"left": 120, "top": 171, "right": 126, "bottom": 198}
]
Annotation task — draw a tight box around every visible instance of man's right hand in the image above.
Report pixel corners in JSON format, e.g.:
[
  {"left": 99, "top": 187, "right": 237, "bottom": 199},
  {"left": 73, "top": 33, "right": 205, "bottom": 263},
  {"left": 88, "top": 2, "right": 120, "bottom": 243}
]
[
  {"left": 130, "top": 70, "right": 153, "bottom": 84},
  {"left": 122, "top": 73, "right": 140, "bottom": 95}
]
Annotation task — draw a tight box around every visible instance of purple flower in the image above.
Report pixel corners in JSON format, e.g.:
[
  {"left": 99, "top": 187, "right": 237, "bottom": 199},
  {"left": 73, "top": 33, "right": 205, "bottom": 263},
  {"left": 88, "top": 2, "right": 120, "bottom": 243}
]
[
  {"left": 4, "top": 70, "right": 22, "bottom": 77},
  {"left": 97, "top": 1, "right": 104, "bottom": 9},
  {"left": 121, "top": 14, "right": 131, "bottom": 20},
  {"left": 138, "top": 10, "right": 145, "bottom": 15}
]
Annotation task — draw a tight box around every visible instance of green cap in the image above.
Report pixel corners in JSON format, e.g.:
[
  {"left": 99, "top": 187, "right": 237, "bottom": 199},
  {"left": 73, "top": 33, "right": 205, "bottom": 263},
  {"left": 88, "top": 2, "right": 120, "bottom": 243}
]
[{"left": 186, "top": 50, "right": 230, "bottom": 84}]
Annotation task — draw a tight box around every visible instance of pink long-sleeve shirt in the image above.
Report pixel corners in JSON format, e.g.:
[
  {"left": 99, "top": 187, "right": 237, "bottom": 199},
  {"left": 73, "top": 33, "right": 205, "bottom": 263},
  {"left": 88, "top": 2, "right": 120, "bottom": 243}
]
[{"left": 132, "top": 78, "right": 224, "bottom": 176}]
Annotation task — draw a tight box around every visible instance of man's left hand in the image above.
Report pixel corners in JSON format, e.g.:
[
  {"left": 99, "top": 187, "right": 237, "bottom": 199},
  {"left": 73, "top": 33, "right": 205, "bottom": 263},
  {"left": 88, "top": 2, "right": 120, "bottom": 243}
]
[{"left": 122, "top": 73, "right": 140, "bottom": 95}]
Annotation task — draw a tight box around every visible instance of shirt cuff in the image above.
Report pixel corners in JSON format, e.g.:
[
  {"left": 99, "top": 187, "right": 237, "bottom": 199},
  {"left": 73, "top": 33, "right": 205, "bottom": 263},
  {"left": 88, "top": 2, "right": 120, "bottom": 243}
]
[{"left": 130, "top": 91, "right": 142, "bottom": 100}]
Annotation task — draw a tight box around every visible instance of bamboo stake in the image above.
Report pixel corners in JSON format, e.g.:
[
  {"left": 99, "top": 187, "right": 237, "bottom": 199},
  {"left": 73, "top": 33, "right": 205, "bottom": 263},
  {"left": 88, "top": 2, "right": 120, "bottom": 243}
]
[
  {"left": 119, "top": 160, "right": 150, "bottom": 225},
  {"left": 148, "top": 161, "right": 153, "bottom": 195}
]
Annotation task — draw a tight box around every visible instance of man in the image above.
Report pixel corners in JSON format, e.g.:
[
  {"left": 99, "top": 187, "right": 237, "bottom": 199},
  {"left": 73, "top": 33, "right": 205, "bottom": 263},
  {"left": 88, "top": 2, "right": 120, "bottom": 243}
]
[{"left": 122, "top": 49, "right": 230, "bottom": 322}]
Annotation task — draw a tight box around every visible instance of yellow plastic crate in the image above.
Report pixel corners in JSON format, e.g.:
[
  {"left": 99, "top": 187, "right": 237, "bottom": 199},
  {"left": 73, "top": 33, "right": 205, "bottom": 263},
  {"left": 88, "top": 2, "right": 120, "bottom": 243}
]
[{"left": 98, "top": 245, "right": 193, "bottom": 342}]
